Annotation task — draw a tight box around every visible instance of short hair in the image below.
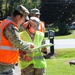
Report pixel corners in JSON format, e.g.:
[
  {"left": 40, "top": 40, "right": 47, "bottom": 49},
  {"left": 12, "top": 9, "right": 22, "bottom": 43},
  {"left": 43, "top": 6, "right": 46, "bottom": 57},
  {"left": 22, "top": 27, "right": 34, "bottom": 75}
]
[{"left": 13, "top": 10, "right": 23, "bottom": 17}]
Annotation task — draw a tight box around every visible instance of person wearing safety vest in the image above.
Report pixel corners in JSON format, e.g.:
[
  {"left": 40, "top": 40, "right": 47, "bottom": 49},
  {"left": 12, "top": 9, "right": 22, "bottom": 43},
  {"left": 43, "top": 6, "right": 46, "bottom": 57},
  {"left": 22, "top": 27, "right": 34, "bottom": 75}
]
[
  {"left": 30, "top": 8, "right": 47, "bottom": 56},
  {"left": 19, "top": 17, "right": 47, "bottom": 75},
  {"left": 0, "top": 5, "right": 34, "bottom": 75},
  {"left": 30, "top": 8, "right": 46, "bottom": 33}
]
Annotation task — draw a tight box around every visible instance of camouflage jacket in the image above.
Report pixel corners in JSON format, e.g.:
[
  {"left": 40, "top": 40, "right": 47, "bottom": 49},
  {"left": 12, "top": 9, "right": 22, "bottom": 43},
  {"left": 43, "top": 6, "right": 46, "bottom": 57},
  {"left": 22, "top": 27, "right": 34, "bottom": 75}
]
[{"left": 3, "top": 16, "right": 30, "bottom": 51}]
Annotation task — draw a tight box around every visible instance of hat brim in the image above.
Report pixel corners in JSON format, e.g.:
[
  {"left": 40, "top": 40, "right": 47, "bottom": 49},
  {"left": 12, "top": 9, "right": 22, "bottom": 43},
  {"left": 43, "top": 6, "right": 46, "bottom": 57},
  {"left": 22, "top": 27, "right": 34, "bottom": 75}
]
[{"left": 35, "top": 12, "right": 40, "bottom": 15}]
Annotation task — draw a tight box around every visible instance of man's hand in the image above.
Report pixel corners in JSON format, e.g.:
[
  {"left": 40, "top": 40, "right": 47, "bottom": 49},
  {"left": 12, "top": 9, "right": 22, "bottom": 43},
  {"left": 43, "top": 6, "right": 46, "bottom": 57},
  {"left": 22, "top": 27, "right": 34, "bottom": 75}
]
[
  {"left": 41, "top": 47, "right": 47, "bottom": 54},
  {"left": 30, "top": 44, "right": 34, "bottom": 48},
  {"left": 25, "top": 56, "right": 32, "bottom": 61},
  {"left": 29, "top": 43, "right": 34, "bottom": 49}
]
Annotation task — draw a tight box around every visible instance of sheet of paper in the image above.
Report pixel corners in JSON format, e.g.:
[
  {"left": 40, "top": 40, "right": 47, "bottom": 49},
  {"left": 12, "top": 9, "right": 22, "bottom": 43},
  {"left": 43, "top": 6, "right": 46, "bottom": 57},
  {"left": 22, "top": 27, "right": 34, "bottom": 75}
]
[{"left": 32, "top": 43, "right": 54, "bottom": 52}]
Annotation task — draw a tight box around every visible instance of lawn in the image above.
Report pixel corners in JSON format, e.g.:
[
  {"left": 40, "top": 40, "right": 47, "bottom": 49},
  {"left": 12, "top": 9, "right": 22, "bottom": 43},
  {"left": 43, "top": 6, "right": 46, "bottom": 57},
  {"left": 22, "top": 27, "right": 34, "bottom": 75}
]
[
  {"left": 45, "top": 30, "right": 75, "bottom": 75},
  {"left": 45, "top": 31, "right": 75, "bottom": 40},
  {"left": 45, "top": 48, "right": 75, "bottom": 75},
  {"left": 46, "top": 58, "right": 75, "bottom": 75},
  {"left": 55, "top": 34, "right": 75, "bottom": 39},
  {"left": 54, "top": 30, "right": 75, "bottom": 39}
]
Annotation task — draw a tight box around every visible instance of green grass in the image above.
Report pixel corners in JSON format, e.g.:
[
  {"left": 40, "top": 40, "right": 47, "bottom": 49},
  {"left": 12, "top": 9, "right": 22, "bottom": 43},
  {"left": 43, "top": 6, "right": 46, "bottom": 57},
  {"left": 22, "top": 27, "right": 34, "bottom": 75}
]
[
  {"left": 45, "top": 32, "right": 75, "bottom": 40},
  {"left": 55, "top": 34, "right": 75, "bottom": 39},
  {"left": 55, "top": 48, "right": 75, "bottom": 58},
  {"left": 45, "top": 48, "right": 75, "bottom": 75},
  {"left": 45, "top": 31, "right": 75, "bottom": 75},
  {"left": 46, "top": 58, "right": 75, "bottom": 75},
  {"left": 54, "top": 30, "right": 75, "bottom": 39}
]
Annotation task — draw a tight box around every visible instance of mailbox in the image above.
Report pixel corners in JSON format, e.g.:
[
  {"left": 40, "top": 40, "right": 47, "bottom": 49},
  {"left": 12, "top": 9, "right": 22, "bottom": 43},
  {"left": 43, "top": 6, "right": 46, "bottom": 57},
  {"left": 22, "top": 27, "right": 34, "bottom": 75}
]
[
  {"left": 48, "top": 30, "right": 55, "bottom": 57},
  {"left": 48, "top": 30, "right": 55, "bottom": 39}
]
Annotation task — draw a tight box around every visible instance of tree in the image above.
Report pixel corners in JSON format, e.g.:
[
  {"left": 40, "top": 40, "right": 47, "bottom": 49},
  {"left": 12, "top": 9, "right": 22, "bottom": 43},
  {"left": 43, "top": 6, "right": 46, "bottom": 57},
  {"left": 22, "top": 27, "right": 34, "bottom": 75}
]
[
  {"left": 40, "top": 0, "right": 75, "bottom": 24},
  {"left": 0, "top": 0, "right": 3, "bottom": 20},
  {"left": 23, "top": 0, "right": 41, "bottom": 10},
  {"left": 0, "top": 0, "right": 41, "bottom": 19},
  {"left": 40, "top": 0, "right": 75, "bottom": 35}
]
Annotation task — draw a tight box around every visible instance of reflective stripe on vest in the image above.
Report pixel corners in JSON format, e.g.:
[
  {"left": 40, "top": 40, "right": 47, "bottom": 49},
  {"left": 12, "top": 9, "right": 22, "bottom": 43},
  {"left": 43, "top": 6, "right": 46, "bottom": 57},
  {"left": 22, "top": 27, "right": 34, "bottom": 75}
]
[
  {"left": 19, "top": 31, "right": 47, "bottom": 69},
  {"left": 33, "top": 56, "right": 43, "bottom": 60},
  {"left": 39, "top": 22, "right": 45, "bottom": 33},
  {"left": 0, "top": 29, "right": 2, "bottom": 43},
  {"left": 39, "top": 23, "right": 42, "bottom": 32},
  {"left": 0, "top": 19, "right": 19, "bottom": 64},
  {"left": 0, "top": 46, "right": 17, "bottom": 51}
]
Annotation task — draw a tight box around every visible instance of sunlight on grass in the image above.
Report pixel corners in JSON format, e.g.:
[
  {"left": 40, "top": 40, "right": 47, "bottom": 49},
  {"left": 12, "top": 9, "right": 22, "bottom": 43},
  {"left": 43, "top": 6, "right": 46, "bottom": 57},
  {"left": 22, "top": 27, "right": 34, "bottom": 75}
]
[
  {"left": 45, "top": 48, "right": 75, "bottom": 75},
  {"left": 55, "top": 34, "right": 75, "bottom": 39},
  {"left": 46, "top": 58, "right": 75, "bottom": 75},
  {"left": 45, "top": 31, "right": 75, "bottom": 75},
  {"left": 55, "top": 48, "right": 75, "bottom": 58},
  {"left": 45, "top": 32, "right": 75, "bottom": 40}
]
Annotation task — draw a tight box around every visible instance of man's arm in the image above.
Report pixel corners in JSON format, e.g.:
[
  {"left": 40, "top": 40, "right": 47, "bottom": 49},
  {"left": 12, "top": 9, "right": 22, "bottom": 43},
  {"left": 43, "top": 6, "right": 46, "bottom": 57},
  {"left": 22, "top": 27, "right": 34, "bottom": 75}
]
[{"left": 4, "top": 24, "right": 33, "bottom": 51}]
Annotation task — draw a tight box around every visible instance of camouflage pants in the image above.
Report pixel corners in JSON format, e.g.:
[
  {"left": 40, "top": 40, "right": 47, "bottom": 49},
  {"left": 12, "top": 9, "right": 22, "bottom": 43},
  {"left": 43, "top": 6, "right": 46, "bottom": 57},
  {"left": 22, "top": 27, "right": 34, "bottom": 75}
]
[
  {"left": 0, "top": 64, "right": 14, "bottom": 75},
  {"left": 21, "top": 64, "right": 45, "bottom": 75}
]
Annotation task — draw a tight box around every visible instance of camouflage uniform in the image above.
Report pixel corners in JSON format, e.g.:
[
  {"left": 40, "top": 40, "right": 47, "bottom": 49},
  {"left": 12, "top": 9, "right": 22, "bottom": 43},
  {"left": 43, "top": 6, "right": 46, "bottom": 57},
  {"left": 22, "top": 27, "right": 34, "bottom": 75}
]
[
  {"left": 20, "top": 32, "right": 46, "bottom": 75},
  {"left": 30, "top": 8, "right": 47, "bottom": 55},
  {"left": 0, "top": 16, "right": 31, "bottom": 75},
  {"left": 20, "top": 17, "right": 47, "bottom": 75},
  {"left": 21, "top": 64, "right": 45, "bottom": 75},
  {"left": 0, "top": 5, "right": 32, "bottom": 75},
  {"left": 4, "top": 16, "right": 30, "bottom": 50}
]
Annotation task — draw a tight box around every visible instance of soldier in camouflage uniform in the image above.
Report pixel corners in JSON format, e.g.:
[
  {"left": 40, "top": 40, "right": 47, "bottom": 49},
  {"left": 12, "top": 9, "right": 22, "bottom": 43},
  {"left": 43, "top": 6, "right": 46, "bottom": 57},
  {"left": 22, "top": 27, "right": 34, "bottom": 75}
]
[
  {"left": 19, "top": 17, "right": 47, "bottom": 75},
  {"left": 30, "top": 8, "right": 46, "bottom": 33},
  {"left": 0, "top": 5, "right": 34, "bottom": 75},
  {"left": 30, "top": 8, "right": 47, "bottom": 58}
]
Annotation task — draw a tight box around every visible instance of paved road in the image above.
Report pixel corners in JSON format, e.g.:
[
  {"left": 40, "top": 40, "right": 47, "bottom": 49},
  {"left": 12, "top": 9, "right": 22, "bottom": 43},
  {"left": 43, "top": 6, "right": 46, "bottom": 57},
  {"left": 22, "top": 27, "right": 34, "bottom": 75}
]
[
  {"left": 13, "top": 66, "right": 21, "bottom": 75},
  {"left": 46, "top": 39, "right": 75, "bottom": 48},
  {"left": 14, "top": 39, "right": 75, "bottom": 75}
]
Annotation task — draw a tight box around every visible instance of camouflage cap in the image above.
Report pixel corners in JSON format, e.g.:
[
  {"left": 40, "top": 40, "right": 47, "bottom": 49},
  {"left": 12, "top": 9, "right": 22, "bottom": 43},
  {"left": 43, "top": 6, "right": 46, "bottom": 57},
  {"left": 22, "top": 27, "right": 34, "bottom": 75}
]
[
  {"left": 30, "top": 17, "right": 40, "bottom": 26},
  {"left": 30, "top": 8, "right": 40, "bottom": 15},
  {"left": 15, "top": 5, "right": 29, "bottom": 15}
]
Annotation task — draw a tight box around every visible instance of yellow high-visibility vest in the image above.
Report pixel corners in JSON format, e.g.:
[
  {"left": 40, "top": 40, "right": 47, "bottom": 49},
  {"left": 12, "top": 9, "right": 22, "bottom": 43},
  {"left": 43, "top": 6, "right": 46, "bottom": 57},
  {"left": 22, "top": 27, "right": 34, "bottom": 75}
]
[{"left": 19, "top": 30, "right": 47, "bottom": 69}]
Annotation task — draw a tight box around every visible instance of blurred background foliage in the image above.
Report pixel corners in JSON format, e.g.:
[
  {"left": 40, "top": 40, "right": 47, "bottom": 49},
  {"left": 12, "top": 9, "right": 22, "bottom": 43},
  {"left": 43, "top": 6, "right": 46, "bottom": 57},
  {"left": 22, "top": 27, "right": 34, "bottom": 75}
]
[
  {"left": 0, "top": 0, "right": 75, "bottom": 35},
  {"left": 0, "top": 0, "right": 41, "bottom": 19}
]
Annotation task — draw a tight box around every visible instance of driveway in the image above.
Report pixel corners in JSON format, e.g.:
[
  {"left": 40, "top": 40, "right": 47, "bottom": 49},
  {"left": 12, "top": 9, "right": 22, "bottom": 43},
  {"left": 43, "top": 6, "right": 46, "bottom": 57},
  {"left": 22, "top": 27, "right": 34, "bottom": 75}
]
[
  {"left": 46, "top": 39, "right": 75, "bottom": 48},
  {"left": 13, "top": 66, "right": 21, "bottom": 75}
]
